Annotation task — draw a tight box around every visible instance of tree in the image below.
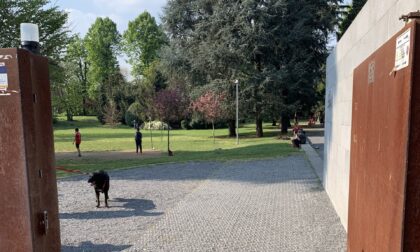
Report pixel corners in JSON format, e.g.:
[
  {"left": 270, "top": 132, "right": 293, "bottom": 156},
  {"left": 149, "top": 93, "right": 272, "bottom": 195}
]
[
  {"left": 135, "top": 60, "right": 167, "bottom": 121},
  {"left": 0, "top": 0, "right": 69, "bottom": 118},
  {"left": 191, "top": 91, "right": 226, "bottom": 143},
  {"left": 0, "top": 0, "right": 68, "bottom": 61},
  {"left": 337, "top": 0, "right": 367, "bottom": 39},
  {"left": 268, "top": 0, "right": 336, "bottom": 133},
  {"left": 153, "top": 88, "right": 189, "bottom": 155},
  {"left": 50, "top": 62, "right": 83, "bottom": 121},
  {"left": 65, "top": 35, "right": 89, "bottom": 115},
  {"left": 104, "top": 71, "right": 129, "bottom": 124},
  {"left": 161, "top": 0, "right": 240, "bottom": 137},
  {"left": 123, "top": 12, "right": 169, "bottom": 131},
  {"left": 162, "top": 0, "right": 340, "bottom": 136},
  {"left": 125, "top": 102, "right": 143, "bottom": 127},
  {"left": 85, "top": 17, "right": 122, "bottom": 121},
  {"left": 103, "top": 100, "right": 122, "bottom": 127},
  {"left": 50, "top": 36, "right": 90, "bottom": 121},
  {"left": 123, "top": 11, "right": 167, "bottom": 78}
]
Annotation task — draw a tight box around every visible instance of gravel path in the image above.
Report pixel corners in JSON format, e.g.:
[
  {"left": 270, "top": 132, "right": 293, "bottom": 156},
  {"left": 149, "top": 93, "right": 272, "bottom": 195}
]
[{"left": 59, "top": 155, "right": 346, "bottom": 252}]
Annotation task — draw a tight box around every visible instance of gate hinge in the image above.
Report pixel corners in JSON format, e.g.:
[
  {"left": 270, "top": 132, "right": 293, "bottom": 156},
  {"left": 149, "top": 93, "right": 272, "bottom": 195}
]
[{"left": 400, "top": 11, "right": 420, "bottom": 23}]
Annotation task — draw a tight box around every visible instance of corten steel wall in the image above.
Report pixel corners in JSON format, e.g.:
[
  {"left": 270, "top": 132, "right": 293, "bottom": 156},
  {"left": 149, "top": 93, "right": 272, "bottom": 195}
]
[
  {"left": 349, "top": 21, "right": 420, "bottom": 252},
  {"left": 0, "top": 48, "right": 60, "bottom": 251},
  {"left": 405, "top": 20, "right": 420, "bottom": 251},
  {"left": 325, "top": 0, "right": 420, "bottom": 230}
]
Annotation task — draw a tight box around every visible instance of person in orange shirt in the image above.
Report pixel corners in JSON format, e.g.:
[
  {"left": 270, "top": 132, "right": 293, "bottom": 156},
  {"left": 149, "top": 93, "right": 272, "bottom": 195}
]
[
  {"left": 292, "top": 123, "right": 301, "bottom": 134},
  {"left": 73, "top": 128, "right": 82, "bottom": 157}
]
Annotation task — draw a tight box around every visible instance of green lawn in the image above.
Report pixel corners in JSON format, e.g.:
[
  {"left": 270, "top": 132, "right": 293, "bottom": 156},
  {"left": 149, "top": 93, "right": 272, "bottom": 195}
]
[{"left": 55, "top": 116, "right": 298, "bottom": 177}]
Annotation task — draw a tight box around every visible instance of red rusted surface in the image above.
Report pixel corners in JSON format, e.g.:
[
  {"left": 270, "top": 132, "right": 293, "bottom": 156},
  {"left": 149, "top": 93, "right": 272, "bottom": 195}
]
[
  {"left": 349, "top": 21, "right": 420, "bottom": 251},
  {"left": 0, "top": 48, "right": 60, "bottom": 252},
  {"left": 404, "top": 21, "right": 420, "bottom": 251}
]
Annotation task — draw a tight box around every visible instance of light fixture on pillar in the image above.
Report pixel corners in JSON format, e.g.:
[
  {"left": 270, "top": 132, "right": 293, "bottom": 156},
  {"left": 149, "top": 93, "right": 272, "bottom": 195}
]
[{"left": 20, "top": 23, "right": 40, "bottom": 54}]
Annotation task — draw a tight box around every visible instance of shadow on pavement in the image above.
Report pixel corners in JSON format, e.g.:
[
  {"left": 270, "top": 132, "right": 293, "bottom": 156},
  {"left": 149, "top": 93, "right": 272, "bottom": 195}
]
[
  {"left": 60, "top": 198, "right": 163, "bottom": 220},
  {"left": 62, "top": 241, "right": 131, "bottom": 252}
]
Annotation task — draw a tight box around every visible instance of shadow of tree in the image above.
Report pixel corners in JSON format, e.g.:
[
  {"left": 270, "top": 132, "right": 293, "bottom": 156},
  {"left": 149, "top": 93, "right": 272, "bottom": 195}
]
[
  {"left": 62, "top": 241, "right": 131, "bottom": 252},
  {"left": 213, "top": 130, "right": 282, "bottom": 139},
  {"left": 60, "top": 198, "right": 163, "bottom": 220}
]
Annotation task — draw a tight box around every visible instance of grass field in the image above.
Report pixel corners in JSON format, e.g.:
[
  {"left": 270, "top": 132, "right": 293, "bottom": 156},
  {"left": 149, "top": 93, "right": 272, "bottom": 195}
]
[{"left": 54, "top": 116, "right": 298, "bottom": 177}]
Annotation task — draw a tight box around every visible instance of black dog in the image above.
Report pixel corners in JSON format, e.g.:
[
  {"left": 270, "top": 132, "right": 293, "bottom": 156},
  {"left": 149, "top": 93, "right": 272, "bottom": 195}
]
[{"left": 88, "top": 171, "right": 110, "bottom": 208}]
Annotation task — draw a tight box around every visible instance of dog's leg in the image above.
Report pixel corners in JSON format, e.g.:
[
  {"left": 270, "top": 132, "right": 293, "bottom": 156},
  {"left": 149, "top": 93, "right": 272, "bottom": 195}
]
[
  {"left": 104, "top": 180, "right": 110, "bottom": 208},
  {"left": 95, "top": 190, "right": 100, "bottom": 208},
  {"left": 104, "top": 191, "right": 109, "bottom": 208}
]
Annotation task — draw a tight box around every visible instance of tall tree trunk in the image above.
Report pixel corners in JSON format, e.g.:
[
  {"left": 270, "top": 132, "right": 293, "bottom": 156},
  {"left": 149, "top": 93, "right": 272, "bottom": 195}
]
[
  {"left": 82, "top": 61, "right": 88, "bottom": 116},
  {"left": 66, "top": 110, "right": 73, "bottom": 121},
  {"left": 281, "top": 115, "right": 290, "bottom": 134},
  {"left": 82, "top": 97, "right": 87, "bottom": 116},
  {"left": 228, "top": 119, "right": 236, "bottom": 137},
  {"left": 293, "top": 112, "right": 298, "bottom": 125},
  {"left": 256, "top": 117, "right": 263, "bottom": 137}
]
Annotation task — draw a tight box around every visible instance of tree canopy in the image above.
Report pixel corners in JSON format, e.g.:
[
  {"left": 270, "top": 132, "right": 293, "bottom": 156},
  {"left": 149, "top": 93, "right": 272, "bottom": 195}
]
[
  {"left": 337, "top": 0, "right": 367, "bottom": 39},
  {"left": 0, "top": 0, "right": 68, "bottom": 60},
  {"left": 84, "top": 17, "right": 126, "bottom": 123},
  {"left": 161, "top": 0, "right": 340, "bottom": 136},
  {"left": 85, "top": 17, "right": 121, "bottom": 97},
  {"left": 123, "top": 11, "right": 167, "bottom": 78}
]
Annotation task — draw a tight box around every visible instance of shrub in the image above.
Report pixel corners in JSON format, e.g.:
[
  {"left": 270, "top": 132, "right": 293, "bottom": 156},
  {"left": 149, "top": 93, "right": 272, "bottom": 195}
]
[
  {"left": 181, "top": 119, "right": 191, "bottom": 130},
  {"left": 141, "top": 121, "right": 170, "bottom": 130},
  {"left": 214, "top": 121, "right": 228, "bottom": 128},
  {"left": 125, "top": 102, "right": 143, "bottom": 127},
  {"left": 189, "top": 118, "right": 207, "bottom": 129}
]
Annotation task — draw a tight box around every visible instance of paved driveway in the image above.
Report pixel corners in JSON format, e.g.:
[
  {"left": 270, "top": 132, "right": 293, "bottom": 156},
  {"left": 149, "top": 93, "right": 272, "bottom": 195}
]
[{"left": 59, "top": 155, "right": 346, "bottom": 251}]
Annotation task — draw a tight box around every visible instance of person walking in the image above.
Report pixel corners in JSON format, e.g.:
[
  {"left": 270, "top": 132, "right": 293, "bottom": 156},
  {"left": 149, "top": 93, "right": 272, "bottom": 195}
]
[
  {"left": 135, "top": 128, "right": 143, "bottom": 155},
  {"left": 73, "top": 128, "right": 82, "bottom": 157}
]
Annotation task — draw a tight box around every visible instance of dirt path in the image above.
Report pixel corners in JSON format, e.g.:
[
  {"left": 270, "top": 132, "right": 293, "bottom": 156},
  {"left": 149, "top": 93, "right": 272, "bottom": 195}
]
[{"left": 55, "top": 150, "right": 162, "bottom": 160}]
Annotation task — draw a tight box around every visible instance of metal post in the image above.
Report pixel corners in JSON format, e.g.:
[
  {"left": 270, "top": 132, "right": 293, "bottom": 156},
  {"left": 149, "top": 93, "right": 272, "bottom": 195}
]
[
  {"left": 235, "top": 80, "right": 239, "bottom": 145},
  {"left": 149, "top": 118, "right": 154, "bottom": 150}
]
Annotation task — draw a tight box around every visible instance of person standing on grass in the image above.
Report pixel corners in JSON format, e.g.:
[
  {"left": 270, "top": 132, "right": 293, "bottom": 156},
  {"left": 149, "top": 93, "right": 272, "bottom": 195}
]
[
  {"left": 135, "top": 128, "right": 142, "bottom": 155},
  {"left": 73, "top": 128, "right": 82, "bottom": 157}
]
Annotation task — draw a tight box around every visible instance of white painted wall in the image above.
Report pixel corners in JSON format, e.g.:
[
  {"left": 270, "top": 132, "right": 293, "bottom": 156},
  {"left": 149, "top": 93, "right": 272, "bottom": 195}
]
[{"left": 325, "top": 0, "right": 420, "bottom": 231}]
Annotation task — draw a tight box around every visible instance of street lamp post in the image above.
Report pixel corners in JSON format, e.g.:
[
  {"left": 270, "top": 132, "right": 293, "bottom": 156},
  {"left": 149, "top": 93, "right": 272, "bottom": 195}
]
[{"left": 235, "top": 79, "right": 239, "bottom": 145}]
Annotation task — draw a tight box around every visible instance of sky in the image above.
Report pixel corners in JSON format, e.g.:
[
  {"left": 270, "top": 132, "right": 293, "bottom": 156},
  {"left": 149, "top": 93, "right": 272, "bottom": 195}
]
[
  {"left": 57, "top": 0, "right": 168, "bottom": 36},
  {"left": 55, "top": 0, "right": 168, "bottom": 77}
]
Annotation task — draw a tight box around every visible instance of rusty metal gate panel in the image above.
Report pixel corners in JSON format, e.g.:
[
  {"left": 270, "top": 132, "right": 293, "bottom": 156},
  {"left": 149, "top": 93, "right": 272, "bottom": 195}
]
[
  {"left": 0, "top": 48, "right": 60, "bottom": 251},
  {"left": 349, "top": 21, "right": 420, "bottom": 251},
  {"left": 404, "top": 20, "right": 420, "bottom": 251}
]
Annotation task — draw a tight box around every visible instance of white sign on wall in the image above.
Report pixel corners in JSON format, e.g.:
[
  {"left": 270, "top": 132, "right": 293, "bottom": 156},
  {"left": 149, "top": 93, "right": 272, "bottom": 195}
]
[
  {"left": 395, "top": 28, "right": 411, "bottom": 71},
  {"left": 0, "top": 62, "right": 8, "bottom": 93}
]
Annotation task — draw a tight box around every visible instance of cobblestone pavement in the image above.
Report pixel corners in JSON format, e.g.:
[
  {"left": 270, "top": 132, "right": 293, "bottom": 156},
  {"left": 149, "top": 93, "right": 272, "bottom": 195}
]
[{"left": 59, "top": 155, "right": 346, "bottom": 252}]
